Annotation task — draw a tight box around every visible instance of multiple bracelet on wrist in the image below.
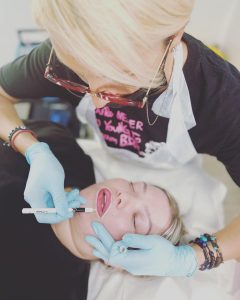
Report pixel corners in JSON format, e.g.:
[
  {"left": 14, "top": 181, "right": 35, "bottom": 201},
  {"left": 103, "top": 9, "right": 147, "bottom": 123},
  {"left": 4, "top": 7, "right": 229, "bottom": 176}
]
[
  {"left": 190, "top": 233, "right": 223, "bottom": 271},
  {"left": 3, "top": 126, "right": 36, "bottom": 152}
]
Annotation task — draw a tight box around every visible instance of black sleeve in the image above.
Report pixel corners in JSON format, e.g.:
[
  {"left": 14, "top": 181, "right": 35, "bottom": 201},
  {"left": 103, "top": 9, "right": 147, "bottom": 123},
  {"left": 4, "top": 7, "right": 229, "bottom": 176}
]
[
  {"left": 0, "top": 39, "right": 82, "bottom": 106},
  {"left": 210, "top": 59, "right": 240, "bottom": 187},
  {"left": 215, "top": 88, "right": 240, "bottom": 186},
  {"left": 184, "top": 34, "right": 240, "bottom": 186}
]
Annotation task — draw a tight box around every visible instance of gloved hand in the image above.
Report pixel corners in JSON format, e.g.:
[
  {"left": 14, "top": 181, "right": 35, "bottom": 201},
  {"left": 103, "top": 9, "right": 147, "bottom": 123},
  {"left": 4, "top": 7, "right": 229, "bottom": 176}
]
[
  {"left": 86, "top": 221, "right": 198, "bottom": 277},
  {"left": 24, "top": 142, "right": 86, "bottom": 224}
]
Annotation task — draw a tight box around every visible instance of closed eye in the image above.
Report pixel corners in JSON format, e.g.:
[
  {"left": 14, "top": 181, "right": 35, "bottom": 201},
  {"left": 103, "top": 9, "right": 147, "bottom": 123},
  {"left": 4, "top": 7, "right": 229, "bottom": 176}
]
[
  {"left": 133, "top": 214, "right": 136, "bottom": 230},
  {"left": 130, "top": 182, "right": 135, "bottom": 192}
]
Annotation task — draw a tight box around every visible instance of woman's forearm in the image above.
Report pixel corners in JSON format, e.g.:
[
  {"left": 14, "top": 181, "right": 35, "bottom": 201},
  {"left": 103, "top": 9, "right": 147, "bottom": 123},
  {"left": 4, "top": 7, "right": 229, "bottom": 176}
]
[
  {"left": 0, "top": 89, "right": 38, "bottom": 155},
  {"left": 191, "top": 215, "right": 240, "bottom": 267},
  {"left": 215, "top": 216, "right": 240, "bottom": 262}
]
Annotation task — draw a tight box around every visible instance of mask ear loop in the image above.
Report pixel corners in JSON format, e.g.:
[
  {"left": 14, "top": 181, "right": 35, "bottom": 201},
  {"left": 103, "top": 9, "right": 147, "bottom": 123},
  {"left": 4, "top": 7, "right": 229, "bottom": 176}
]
[
  {"left": 142, "top": 37, "right": 174, "bottom": 106},
  {"left": 144, "top": 36, "right": 175, "bottom": 126}
]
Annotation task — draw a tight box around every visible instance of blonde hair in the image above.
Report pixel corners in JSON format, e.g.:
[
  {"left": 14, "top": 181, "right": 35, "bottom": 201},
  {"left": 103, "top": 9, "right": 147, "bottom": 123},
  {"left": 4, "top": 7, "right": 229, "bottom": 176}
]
[
  {"left": 160, "top": 188, "right": 185, "bottom": 245},
  {"left": 151, "top": 185, "right": 185, "bottom": 245},
  {"left": 31, "top": 0, "right": 195, "bottom": 88}
]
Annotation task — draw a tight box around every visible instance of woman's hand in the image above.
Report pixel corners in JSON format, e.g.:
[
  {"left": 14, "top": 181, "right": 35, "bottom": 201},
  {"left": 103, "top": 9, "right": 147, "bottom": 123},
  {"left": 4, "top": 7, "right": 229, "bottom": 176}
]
[
  {"left": 86, "top": 221, "right": 198, "bottom": 277},
  {"left": 24, "top": 142, "right": 86, "bottom": 223}
]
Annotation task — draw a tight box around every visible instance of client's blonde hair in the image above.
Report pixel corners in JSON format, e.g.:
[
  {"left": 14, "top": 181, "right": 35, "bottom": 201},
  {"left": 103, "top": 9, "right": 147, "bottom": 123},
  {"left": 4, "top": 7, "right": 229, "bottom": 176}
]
[
  {"left": 160, "top": 188, "right": 185, "bottom": 245},
  {"left": 31, "top": 0, "right": 195, "bottom": 88}
]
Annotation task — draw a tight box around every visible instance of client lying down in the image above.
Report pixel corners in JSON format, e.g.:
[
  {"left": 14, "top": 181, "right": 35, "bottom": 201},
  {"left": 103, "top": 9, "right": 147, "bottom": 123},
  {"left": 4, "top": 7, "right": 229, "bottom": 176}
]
[
  {"left": 0, "top": 121, "right": 182, "bottom": 300},
  {"left": 53, "top": 178, "right": 183, "bottom": 261}
]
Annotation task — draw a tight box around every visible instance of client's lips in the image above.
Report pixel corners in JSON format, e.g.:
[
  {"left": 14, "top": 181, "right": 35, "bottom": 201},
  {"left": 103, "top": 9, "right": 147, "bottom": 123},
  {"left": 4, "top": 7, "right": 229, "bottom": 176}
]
[{"left": 96, "top": 188, "right": 111, "bottom": 217}]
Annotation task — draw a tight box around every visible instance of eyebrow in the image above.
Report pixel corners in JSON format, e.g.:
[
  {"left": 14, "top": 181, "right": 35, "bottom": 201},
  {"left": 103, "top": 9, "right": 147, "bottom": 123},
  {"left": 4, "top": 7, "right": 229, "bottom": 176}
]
[
  {"left": 146, "top": 206, "right": 152, "bottom": 235},
  {"left": 143, "top": 183, "right": 151, "bottom": 234},
  {"left": 131, "top": 181, "right": 147, "bottom": 193},
  {"left": 131, "top": 182, "right": 151, "bottom": 234}
]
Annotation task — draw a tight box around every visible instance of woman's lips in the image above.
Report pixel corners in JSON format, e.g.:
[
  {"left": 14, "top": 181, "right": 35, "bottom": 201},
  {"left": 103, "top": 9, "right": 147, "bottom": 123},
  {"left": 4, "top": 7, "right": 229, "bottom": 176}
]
[{"left": 96, "top": 188, "right": 111, "bottom": 217}]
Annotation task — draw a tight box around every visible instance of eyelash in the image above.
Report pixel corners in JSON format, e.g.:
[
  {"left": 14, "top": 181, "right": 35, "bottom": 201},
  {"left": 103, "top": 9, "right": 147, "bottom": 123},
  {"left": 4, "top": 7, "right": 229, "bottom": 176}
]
[
  {"left": 130, "top": 182, "right": 135, "bottom": 192},
  {"left": 133, "top": 214, "right": 136, "bottom": 229}
]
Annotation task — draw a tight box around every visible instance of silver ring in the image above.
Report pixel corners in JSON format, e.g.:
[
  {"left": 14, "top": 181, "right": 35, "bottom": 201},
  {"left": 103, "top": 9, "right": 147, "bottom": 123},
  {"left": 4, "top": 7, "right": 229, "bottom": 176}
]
[{"left": 119, "top": 245, "right": 127, "bottom": 253}]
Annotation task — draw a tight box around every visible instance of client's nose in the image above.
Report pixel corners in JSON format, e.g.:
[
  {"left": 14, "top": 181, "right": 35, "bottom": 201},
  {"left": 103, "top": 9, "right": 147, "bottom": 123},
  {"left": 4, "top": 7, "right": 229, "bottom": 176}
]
[{"left": 116, "top": 192, "right": 139, "bottom": 210}]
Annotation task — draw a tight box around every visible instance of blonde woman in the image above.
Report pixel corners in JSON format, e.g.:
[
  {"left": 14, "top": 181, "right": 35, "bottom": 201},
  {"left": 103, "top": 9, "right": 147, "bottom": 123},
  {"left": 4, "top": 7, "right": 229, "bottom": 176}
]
[{"left": 0, "top": 1, "right": 239, "bottom": 278}]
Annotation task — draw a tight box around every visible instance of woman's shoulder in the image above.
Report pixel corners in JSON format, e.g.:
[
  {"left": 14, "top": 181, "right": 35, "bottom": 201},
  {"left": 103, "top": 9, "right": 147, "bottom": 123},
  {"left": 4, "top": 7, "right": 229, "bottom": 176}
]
[{"left": 183, "top": 33, "right": 240, "bottom": 81}]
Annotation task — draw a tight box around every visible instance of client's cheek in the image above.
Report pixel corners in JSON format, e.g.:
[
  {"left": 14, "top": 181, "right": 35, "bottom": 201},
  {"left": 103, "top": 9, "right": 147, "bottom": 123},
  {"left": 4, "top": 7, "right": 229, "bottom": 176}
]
[
  {"left": 102, "top": 218, "right": 134, "bottom": 241},
  {"left": 72, "top": 212, "right": 98, "bottom": 236}
]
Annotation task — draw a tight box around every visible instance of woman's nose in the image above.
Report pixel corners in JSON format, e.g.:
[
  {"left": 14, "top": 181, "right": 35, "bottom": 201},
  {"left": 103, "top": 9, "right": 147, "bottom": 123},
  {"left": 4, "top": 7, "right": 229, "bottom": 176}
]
[
  {"left": 91, "top": 94, "right": 109, "bottom": 108},
  {"left": 88, "top": 79, "right": 110, "bottom": 108}
]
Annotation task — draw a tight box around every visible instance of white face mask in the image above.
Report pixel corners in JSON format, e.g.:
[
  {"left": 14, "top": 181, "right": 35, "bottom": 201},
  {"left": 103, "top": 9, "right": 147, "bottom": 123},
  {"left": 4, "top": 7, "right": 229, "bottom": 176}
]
[{"left": 152, "top": 42, "right": 196, "bottom": 131}]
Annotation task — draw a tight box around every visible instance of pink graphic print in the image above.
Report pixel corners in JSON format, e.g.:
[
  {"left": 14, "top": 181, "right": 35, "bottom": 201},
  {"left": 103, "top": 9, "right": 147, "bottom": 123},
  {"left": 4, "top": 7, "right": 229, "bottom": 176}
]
[{"left": 95, "top": 107, "right": 144, "bottom": 152}]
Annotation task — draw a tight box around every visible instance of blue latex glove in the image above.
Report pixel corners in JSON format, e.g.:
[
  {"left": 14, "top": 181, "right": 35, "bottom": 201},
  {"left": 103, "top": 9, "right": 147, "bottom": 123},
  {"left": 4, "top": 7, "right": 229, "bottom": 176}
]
[
  {"left": 24, "top": 142, "right": 86, "bottom": 224},
  {"left": 86, "top": 222, "right": 198, "bottom": 277}
]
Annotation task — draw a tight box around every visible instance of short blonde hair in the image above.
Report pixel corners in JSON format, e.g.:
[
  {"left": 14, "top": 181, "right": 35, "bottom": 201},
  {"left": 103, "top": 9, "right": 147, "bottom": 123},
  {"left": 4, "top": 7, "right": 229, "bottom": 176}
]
[
  {"left": 32, "top": 0, "right": 195, "bottom": 88},
  {"left": 161, "top": 188, "right": 185, "bottom": 245},
  {"left": 152, "top": 185, "right": 185, "bottom": 245}
]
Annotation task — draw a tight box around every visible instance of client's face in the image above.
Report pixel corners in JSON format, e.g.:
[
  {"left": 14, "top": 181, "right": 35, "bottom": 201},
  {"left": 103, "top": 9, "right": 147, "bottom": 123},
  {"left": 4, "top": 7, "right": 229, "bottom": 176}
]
[{"left": 52, "top": 178, "right": 172, "bottom": 260}]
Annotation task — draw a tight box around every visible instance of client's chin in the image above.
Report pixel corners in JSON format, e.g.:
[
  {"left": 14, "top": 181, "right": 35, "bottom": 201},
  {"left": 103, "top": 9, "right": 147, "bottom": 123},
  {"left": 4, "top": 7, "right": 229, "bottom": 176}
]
[{"left": 51, "top": 219, "right": 96, "bottom": 261}]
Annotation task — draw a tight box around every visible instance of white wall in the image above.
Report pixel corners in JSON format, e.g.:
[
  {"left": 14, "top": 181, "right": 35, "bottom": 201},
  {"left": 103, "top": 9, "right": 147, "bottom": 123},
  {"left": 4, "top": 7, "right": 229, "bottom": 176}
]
[
  {"left": 186, "top": 0, "right": 240, "bottom": 69},
  {"left": 0, "top": 0, "right": 38, "bottom": 66},
  {"left": 223, "top": 0, "right": 240, "bottom": 69},
  {"left": 187, "top": 0, "right": 237, "bottom": 45},
  {"left": 0, "top": 0, "right": 239, "bottom": 68}
]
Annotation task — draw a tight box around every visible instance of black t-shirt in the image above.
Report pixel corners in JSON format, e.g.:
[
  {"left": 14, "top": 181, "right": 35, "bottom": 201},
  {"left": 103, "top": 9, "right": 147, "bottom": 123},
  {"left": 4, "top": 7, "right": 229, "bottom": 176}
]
[
  {"left": 0, "top": 121, "right": 95, "bottom": 300},
  {"left": 0, "top": 33, "right": 240, "bottom": 186}
]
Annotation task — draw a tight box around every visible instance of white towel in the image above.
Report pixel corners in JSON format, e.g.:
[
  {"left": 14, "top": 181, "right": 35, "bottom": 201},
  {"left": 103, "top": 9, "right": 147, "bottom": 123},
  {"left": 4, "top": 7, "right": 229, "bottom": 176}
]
[{"left": 77, "top": 140, "right": 239, "bottom": 300}]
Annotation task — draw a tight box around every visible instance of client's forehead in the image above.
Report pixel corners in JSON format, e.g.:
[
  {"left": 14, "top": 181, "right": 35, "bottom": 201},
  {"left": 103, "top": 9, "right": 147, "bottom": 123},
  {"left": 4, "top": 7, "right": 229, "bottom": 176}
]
[{"left": 143, "top": 184, "right": 172, "bottom": 233}]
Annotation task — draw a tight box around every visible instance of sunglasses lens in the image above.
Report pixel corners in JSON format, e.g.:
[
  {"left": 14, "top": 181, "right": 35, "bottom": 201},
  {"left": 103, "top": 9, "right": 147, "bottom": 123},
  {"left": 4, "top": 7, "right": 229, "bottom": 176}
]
[
  {"left": 65, "top": 81, "right": 80, "bottom": 87},
  {"left": 107, "top": 95, "right": 140, "bottom": 107},
  {"left": 105, "top": 102, "right": 123, "bottom": 108}
]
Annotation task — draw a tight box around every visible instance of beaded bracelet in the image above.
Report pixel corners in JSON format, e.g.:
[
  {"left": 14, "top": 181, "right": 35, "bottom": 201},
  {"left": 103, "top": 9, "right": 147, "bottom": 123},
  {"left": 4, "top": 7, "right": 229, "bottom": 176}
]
[
  {"left": 200, "top": 235, "right": 216, "bottom": 269},
  {"left": 3, "top": 126, "right": 36, "bottom": 152},
  {"left": 191, "top": 237, "right": 210, "bottom": 270},
  {"left": 190, "top": 233, "right": 223, "bottom": 271},
  {"left": 3, "top": 126, "right": 27, "bottom": 147},
  {"left": 203, "top": 233, "right": 223, "bottom": 268}
]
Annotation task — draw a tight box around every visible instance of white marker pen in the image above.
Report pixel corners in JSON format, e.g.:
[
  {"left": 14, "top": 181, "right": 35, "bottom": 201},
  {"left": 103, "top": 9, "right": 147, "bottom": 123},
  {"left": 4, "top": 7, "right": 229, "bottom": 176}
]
[{"left": 22, "top": 207, "right": 96, "bottom": 214}]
